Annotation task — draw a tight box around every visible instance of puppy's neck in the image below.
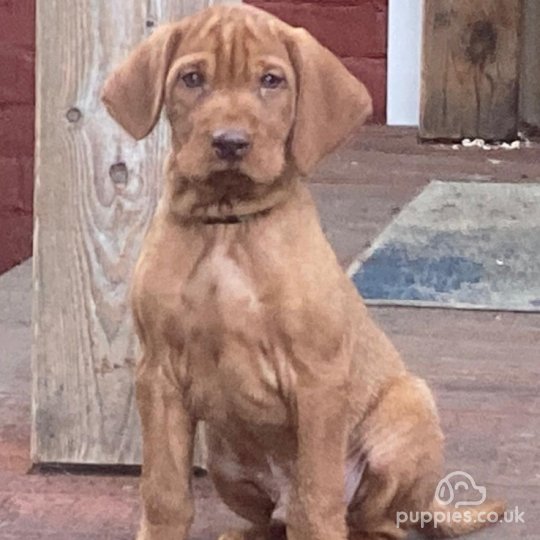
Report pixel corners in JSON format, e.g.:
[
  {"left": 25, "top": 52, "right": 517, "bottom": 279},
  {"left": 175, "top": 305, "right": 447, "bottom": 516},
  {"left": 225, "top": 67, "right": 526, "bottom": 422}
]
[{"left": 163, "top": 158, "right": 299, "bottom": 224}]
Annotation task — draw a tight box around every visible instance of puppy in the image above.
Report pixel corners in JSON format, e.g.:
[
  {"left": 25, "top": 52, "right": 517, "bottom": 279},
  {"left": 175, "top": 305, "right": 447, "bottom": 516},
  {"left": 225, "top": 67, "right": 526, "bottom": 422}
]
[{"left": 102, "top": 5, "right": 505, "bottom": 540}]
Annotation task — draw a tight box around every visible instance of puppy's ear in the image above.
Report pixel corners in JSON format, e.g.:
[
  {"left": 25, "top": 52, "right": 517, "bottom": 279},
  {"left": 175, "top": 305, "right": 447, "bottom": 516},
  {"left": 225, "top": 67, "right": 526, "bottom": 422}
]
[
  {"left": 101, "top": 23, "right": 183, "bottom": 140},
  {"left": 286, "top": 28, "right": 373, "bottom": 175}
]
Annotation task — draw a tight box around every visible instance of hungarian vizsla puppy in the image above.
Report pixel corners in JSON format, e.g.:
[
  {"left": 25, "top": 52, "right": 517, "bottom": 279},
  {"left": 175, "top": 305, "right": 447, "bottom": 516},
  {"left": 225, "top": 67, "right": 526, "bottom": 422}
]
[{"left": 102, "top": 5, "right": 504, "bottom": 540}]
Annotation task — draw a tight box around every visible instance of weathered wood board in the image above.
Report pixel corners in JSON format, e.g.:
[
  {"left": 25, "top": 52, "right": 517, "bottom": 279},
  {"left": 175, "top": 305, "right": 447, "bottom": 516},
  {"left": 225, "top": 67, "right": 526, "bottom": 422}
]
[
  {"left": 32, "top": 0, "right": 236, "bottom": 465},
  {"left": 420, "top": 0, "right": 521, "bottom": 141},
  {"left": 519, "top": 0, "right": 540, "bottom": 135}
]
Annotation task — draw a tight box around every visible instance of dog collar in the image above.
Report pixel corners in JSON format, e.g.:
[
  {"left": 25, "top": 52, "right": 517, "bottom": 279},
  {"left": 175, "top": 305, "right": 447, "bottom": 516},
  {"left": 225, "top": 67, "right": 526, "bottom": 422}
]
[{"left": 200, "top": 207, "right": 271, "bottom": 225}]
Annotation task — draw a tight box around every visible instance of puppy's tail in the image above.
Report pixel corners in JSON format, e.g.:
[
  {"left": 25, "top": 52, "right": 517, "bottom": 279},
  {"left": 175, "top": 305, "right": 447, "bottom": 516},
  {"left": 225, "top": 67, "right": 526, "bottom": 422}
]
[{"left": 419, "top": 498, "right": 506, "bottom": 538}]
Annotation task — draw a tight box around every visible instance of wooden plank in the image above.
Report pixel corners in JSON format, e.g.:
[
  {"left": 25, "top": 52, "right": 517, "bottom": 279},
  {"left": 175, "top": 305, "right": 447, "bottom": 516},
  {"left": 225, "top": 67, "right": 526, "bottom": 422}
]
[
  {"left": 32, "top": 0, "right": 236, "bottom": 465},
  {"left": 519, "top": 0, "right": 540, "bottom": 135},
  {"left": 420, "top": 0, "right": 521, "bottom": 141}
]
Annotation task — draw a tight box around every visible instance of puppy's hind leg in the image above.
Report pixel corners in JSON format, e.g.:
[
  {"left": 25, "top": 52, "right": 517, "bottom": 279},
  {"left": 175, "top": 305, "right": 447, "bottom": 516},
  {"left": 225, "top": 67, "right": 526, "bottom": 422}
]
[
  {"left": 347, "top": 474, "right": 407, "bottom": 540},
  {"left": 347, "top": 376, "right": 444, "bottom": 540}
]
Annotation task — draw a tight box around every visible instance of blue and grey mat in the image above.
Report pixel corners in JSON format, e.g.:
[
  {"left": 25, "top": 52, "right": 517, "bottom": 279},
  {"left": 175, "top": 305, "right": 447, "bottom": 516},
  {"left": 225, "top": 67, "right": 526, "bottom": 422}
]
[{"left": 349, "top": 181, "right": 540, "bottom": 312}]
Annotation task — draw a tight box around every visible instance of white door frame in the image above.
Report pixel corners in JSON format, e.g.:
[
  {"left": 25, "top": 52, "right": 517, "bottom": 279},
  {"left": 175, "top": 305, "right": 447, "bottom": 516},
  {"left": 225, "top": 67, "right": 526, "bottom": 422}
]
[{"left": 387, "top": 0, "right": 424, "bottom": 126}]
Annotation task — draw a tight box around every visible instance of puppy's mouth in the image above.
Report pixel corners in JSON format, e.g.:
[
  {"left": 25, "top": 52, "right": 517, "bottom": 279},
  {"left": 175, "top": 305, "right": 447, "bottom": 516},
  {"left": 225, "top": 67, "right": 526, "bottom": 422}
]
[
  {"left": 205, "top": 163, "right": 279, "bottom": 186},
  {"left": 204, "top": 170, "right": 255, "bottom": 192},
  {"left": 198, "top": 170, "right": 283, "bottom": 209},
  {"left": 181, "top": 170, "right": 283, "bottom": 222},
  {"left": 209, "top": 160, "right": 244, "bottom": 174}
]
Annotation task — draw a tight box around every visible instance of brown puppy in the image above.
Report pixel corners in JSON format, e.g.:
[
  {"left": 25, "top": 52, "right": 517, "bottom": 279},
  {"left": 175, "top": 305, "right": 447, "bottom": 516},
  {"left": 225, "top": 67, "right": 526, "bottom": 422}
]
[{"left": 102, "top": 5, "right": 504, "bottom": 540}]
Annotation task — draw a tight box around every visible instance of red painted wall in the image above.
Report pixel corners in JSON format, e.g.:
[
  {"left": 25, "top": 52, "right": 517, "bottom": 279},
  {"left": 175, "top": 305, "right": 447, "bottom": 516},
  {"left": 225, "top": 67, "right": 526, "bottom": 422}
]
[
  {"left": 0, "top": 0, "right": 35, "bottom": 274},
  {"left": 246, "top": 0, "right": 388, "bottom": 123}
]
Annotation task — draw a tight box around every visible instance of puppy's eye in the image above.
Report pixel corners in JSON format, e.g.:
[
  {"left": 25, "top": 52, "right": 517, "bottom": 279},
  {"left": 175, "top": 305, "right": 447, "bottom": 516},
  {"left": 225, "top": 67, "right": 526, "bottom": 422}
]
[
  {"left": 261, "top": 73, "right": 285, "bottom": 89},
  {"left": 181, "top": 71, "right": 205, "bottom": 88}
]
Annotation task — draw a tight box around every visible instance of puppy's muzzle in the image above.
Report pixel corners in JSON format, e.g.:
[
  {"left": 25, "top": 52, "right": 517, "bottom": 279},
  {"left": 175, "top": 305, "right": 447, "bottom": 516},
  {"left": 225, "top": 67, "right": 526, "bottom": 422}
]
[{"left": 212, "top": 129, "right": 251, "bottom": 161}]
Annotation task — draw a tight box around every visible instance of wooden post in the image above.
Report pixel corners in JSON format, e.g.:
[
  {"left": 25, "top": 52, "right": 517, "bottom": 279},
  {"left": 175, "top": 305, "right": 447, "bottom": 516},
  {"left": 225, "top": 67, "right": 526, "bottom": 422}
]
[
  {"left": 519, "top": 0, "right": 540, "bottom": 135},
  {"left": 420, "top": 0, "right": 521, "bottom": 141},
  {"left": 32, "top": 0, "right": 235, "bottom": 466}
]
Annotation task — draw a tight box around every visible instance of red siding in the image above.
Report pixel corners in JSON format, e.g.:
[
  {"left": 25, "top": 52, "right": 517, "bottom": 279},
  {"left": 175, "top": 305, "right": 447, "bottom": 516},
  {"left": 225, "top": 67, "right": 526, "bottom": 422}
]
[
  {"left": 0, "top": 0, "right": 35, "bottom": 274},
  {"left": 246, "top": 0, "right": 387, "bottom": 123}
]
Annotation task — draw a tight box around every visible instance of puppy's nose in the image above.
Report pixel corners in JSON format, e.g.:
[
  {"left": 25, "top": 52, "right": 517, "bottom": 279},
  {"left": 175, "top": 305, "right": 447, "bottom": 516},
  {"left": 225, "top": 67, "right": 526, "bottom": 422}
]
[{"left": 212, "top": 129, "right": 251, "bottom": 160}]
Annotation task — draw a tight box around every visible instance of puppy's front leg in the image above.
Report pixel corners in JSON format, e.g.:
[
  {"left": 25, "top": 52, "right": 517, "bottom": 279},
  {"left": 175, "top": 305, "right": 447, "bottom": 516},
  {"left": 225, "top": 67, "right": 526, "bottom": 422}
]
[
  {"left": 287, "top": 383, "right": 349, "bottom": 540},
  {"left": 136, "top": 356, "right": 195, "bottom": 540}
]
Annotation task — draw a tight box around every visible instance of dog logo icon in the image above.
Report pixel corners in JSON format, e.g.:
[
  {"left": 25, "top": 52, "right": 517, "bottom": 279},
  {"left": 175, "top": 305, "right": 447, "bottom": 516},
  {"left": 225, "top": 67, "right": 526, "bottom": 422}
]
[{"left": 435, "top": 471, "right": 487, "bottom": 508}]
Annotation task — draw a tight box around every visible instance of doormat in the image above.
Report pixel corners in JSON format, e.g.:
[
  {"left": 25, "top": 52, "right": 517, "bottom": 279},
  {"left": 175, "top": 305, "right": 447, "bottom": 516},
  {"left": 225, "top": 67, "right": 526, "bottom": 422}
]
[{"left": 348, "top": 181, "right": 540, "bottom": 312}]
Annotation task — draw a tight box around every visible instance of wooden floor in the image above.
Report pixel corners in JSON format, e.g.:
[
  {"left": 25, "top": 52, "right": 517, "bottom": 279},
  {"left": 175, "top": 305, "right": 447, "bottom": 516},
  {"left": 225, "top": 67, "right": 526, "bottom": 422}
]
[{"left": 1, "top": 126, "right": 539, "bottom": 538}]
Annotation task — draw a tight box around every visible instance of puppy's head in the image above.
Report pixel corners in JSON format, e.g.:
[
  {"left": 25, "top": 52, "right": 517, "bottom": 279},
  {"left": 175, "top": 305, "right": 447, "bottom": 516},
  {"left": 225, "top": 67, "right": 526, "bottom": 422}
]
[{"left": 102, "top": 5, "right": 372, "bottom": 185}]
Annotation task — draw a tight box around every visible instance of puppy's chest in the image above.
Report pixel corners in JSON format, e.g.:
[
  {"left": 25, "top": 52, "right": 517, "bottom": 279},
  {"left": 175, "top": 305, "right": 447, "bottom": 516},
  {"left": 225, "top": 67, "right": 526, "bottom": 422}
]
[
  {"left": 179, "top": 246, "right": 291, "bottom": 423},
  {"left": 182, "top": 245, "right": 263, "bottom": 335}
]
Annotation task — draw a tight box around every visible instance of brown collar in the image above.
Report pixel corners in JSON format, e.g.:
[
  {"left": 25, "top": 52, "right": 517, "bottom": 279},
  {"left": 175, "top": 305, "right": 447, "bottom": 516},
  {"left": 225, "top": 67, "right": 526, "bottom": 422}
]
[{"left": 200, "top": 207, "right": 271, "bottom": 225}]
